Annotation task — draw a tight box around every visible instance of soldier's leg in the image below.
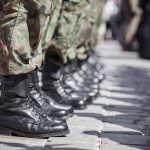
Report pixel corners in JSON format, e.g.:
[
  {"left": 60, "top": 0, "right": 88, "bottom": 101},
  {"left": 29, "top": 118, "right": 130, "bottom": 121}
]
[
  {"left": 75, "top": 0, "right": 105, "bottom": 83},
  {"left": 0, "top": 0, "right": 69, "bottom": 138},
  {"left": 90, "top": 0, "right": 105, "bottom": 48},
  {"left": 87, "top": 0, "right": 105, "bottom": 76},
  {"left": 42, "top": 0, "right": 87, "bottom": 110},
  {"left": 124, "top": 0, "right": 143, "bottom": 48},
  {"left": 59, "top": 0, "right": 101, "bottom": 102},
  {"left": 75, "top": 0, "right": 105, "bottom": 59}
]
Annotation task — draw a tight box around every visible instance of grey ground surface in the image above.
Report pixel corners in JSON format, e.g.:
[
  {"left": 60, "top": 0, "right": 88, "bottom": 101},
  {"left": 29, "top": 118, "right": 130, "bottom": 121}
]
[{"left": 1, "top": 41, "right": 150, "bottom": 150}]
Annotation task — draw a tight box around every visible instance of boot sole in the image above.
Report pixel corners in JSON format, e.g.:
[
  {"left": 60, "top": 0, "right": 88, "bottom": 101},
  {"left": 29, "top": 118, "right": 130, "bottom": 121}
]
[
  {"left": 69, "top": 113, "right": 74, "bottom": 118},
  {"left": 86, "top": 100, "right": 93, "bottom": 105},
  {"left": 61, "top": 114, "right": 73, "bottom": 120},
  {"left": 0, "top": 126, "right": 70, "bottom": 138},
  {"left": 85, "top": 97, "right": 93, "bottom": 105},
  {"left": 74, "top": 105, "right": 87, "bottom": 110}
]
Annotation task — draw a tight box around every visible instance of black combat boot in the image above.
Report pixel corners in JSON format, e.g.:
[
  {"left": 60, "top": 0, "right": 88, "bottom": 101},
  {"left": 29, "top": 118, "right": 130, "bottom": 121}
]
[
  {"left": 62, "top": 59, "right": 95, "bottom": 104},
  {"left": 42, "top": 60, "right": 87, "bottom": 110},
  {"left": 28, "top": 70, "right": 74, "bottom": 119},
  {"left": 62, "top": 59, "right": 100, "bottom": 101},
  {"left": 78, "top": 58, "right": 105, "bottom": 82},
  {"left": 0, "top": 74, "right": 69, "bottom": 138}
]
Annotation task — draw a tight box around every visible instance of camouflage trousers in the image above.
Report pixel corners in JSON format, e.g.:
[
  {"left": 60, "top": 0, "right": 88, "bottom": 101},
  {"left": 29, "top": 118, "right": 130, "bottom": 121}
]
[
  {"left": 0, "top": 0, "right": 62, "bottom": 75},
  {"left": 75, "top": 0, "right": 105, "bottom": 57},
  {"left": 46, "top": 0, "right": 105, "bottom": 64},
  {"left": 89, "top": 0, "right": 105, "bottom": 48},
  {"left": 46, "top": 0, "right": 84, "bottom": 64}
]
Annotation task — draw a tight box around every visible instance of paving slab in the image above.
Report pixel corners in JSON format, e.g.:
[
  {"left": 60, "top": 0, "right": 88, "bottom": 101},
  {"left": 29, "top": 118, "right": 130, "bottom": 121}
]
[
  {"left": 1, "top": 41, "right": 150, "bottom": 150},
  {"left": 102, "top": 123, "right": 144, "bottom": 135},
  {"left": 45, "top": 102, "right": 104, "bottom": 150},
  {"left": 45, "top": 134, "right": 100, "bottom": 150},
  {"left": 100, "top": 143, "right": 150, "bottom": 150},
  {"left": 101, "top": 133, "right": 150, "bottom": 146},
  {"left": 0, "top": 135, "right": 47, "bottom": 150}
]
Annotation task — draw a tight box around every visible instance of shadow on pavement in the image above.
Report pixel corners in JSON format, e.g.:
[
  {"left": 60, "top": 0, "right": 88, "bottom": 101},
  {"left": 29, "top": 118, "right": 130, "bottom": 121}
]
[
  {"left": 45, "top": 147, "right": 91, "bottom": 150},
  {"left": 1, "top": 66, "right": 150, "bottom": 149},
  {"left": 83, "top": 130, "right": 99, "bottom": 136},
  {"left": 76, "top": 66, "right": 150, "bottom": 148}
]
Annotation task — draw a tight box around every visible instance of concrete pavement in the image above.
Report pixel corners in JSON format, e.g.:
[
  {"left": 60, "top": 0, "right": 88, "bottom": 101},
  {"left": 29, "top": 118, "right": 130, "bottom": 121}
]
[{"left": 1, "top": 41, "right": 150, "bottom": 150}]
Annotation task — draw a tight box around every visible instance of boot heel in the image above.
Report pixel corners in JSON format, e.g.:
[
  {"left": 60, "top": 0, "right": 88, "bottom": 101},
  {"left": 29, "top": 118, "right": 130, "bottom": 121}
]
[{"left": 0, "top": 126, "right": 12, "bottom": 135}]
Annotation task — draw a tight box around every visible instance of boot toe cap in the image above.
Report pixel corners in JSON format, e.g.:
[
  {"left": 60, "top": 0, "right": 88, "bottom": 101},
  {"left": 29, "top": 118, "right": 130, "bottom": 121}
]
[
  {"left": 72, "top": 100, "right": 87, "bottom": 110},
  {"left": 53, "top": 110, "right": 69, "bottom": 119}
]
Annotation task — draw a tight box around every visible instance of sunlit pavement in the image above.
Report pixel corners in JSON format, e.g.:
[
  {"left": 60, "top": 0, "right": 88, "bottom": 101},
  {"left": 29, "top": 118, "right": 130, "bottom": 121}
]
[
  {"left": 1, "top": 41, "right": 150, "bottom": 150},
  {"left": 95, "top": 41, "right": 150, "bottom": 150}
]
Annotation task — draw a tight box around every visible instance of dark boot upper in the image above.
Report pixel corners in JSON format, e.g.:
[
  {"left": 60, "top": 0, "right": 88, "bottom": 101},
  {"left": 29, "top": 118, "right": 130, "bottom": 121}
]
[{"left": 0, "top": 74, "right": 68, "bottom": 136}]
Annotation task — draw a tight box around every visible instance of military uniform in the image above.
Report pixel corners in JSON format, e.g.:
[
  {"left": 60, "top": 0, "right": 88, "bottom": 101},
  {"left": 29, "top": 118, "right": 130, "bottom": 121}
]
[
  {"left": 74, "top": 0, "right": 105, "bottom": 59},
  {"left": 0, "top": 0, "right": 62, "bottom": 75},
  {"left": 46, "top": 0, "right": 105, "bottom": 65},
  {"left": 46, "top": 0, "right": 83, "bottom": 64},
  {"left": 0, "top": 0, "right": 73, "bottom": 138},
  {"left": 89, "top": 0, "right": 105, "bottom": 48},
  {"left": 0, "top": 0, "right": 105, "bottom": 138},
  {"left": 0, "top": 0, "right": 105, "bottom": 74}
]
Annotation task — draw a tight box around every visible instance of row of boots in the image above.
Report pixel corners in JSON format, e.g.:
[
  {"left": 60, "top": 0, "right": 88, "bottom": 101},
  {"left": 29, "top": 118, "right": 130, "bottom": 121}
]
[{"left": 0, "top": 51, "right": 104, "bottom": 138}]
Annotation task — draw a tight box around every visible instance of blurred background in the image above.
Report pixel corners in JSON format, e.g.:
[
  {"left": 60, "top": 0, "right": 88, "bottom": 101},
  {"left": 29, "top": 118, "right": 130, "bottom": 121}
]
[{"left": 98, "top": 0, "right": 150, "bottom": 60}]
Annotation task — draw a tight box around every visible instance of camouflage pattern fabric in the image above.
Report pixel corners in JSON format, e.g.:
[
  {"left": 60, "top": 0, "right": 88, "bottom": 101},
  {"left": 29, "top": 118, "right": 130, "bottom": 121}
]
[
  {"left": 0, "top": 0, "right": 62, "bottom": 75},
  {"left": 74, "top": 0, "right": 105, "bottom": 59},
  {"left": 66, "top": 0, "right": 91, "bottom": 60},
  {"left": 89, "top": 0, "right": 105, "bottom": 48},
  {"left": 0, "top": 0, "right": 104, "bottom": 74},
  {"left": 46, "top": 0, "right": 82, "bottom": 64},
  {"left": 75, "top": 0, "right": 93, "bottom": 59},
  {"left": 46, "top": 0, "right": 96, "bottom": 64}
]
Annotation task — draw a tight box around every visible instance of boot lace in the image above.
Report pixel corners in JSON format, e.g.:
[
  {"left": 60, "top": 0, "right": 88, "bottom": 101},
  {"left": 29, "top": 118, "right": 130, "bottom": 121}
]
[
  {"left": 55, "top": 80, "right": 69, "bottom": 98},
  {"left": 24, "top": 98, "right": 54, "bottom": 122}
]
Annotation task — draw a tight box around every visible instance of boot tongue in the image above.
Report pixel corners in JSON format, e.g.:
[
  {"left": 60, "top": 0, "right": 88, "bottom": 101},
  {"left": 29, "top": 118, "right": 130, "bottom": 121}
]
[
  {"left": 49, "top": 67, "right": 63, "bottom": 80},
  {"left": 1, "top": 74, "right": 28, "bottom": 98},
  {"left": 10, "top": 79, "right": 28, "bottom": 98}
]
